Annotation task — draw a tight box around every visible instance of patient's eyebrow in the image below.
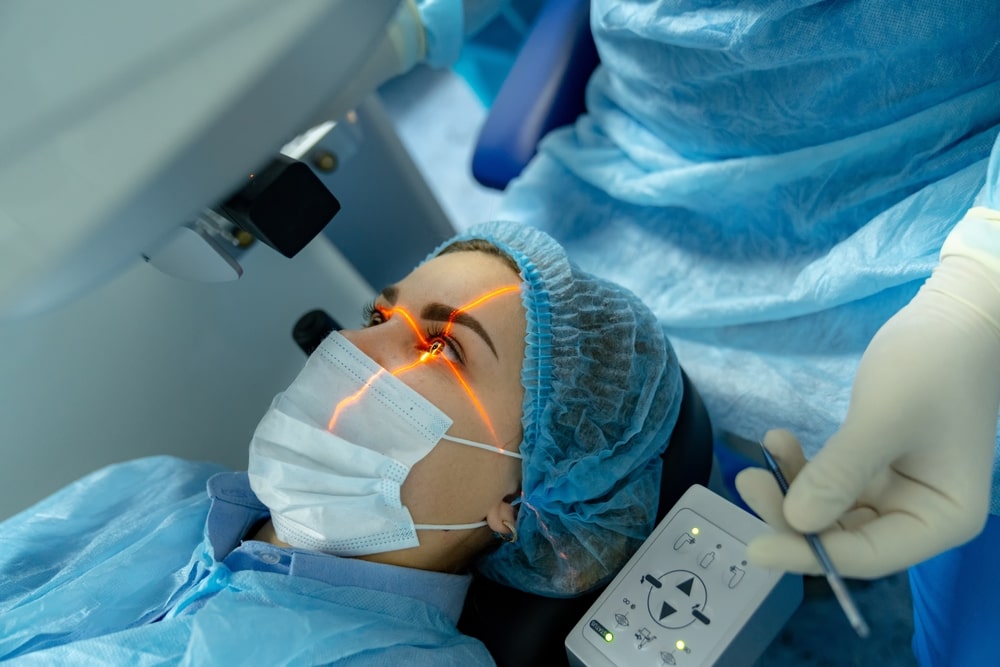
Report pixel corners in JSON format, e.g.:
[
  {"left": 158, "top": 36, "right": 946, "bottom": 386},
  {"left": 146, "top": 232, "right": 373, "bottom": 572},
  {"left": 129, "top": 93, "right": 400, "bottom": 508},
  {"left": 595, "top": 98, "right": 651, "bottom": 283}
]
[
  {"left": 422, "top": 302, "right": 498, "bottom": 359},
  {"left": 379, "top": 285, "right": 399, "bottom": 305}
]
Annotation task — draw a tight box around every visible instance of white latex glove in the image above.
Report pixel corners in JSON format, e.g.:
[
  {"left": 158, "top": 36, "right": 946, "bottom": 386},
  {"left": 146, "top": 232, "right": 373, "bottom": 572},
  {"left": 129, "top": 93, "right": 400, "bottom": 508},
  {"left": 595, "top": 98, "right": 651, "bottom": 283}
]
[{"left": 736, "top": 209, "right": 1000, "bottom": 579}]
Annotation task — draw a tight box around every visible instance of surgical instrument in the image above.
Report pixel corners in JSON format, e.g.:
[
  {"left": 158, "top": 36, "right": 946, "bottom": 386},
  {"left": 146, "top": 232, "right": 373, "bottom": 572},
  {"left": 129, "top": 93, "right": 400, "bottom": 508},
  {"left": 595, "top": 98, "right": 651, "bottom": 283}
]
[{"left": 759, "top": 442, "right": 871, "bottom": 639}]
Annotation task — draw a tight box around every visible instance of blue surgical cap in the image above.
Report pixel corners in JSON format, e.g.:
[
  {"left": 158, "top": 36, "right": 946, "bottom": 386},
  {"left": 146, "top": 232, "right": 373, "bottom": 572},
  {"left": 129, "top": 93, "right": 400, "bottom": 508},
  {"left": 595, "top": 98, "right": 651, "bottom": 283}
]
[{"left": 431, "top": 221, "right": 682, "bottom": 597}]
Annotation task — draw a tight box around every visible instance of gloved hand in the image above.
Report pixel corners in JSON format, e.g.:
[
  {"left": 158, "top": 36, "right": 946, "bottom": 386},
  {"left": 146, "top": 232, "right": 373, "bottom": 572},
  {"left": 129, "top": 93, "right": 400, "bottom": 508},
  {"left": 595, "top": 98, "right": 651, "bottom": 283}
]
[{"left": 736, "top": 208, "right": 1000, "bottom": 578}]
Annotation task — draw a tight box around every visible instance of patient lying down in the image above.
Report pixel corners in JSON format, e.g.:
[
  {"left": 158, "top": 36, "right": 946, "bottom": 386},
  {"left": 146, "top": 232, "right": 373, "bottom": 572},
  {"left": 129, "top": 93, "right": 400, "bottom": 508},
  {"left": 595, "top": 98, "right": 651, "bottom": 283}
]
[{"left": 0, "top": 221, "right": 682, "bottom": 665}]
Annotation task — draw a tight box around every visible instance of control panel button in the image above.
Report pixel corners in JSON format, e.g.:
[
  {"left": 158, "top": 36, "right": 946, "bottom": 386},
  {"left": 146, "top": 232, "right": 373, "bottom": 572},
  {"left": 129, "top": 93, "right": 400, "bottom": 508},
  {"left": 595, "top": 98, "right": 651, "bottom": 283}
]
[
  {"left": 673, "top": 532, "right": 695, "bottom": 551},
  {"left": 692, "top": 605, "right": 711, "bottom": 625},
  {"left": 634, "top": 627, "right": 656, "bottom": 650},
  {"left": 565, "top": 490, "right": 803, "bottom": 667},
  {"left": 645, "top": 570, "right": 709, "bottom": 630}
]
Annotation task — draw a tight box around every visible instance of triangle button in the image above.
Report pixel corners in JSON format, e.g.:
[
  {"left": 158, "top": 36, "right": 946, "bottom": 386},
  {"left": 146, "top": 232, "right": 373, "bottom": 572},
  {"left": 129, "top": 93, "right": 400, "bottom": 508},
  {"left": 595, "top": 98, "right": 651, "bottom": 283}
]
[{"left": 676, "top": 578, "right": 694, "bottom": 597}]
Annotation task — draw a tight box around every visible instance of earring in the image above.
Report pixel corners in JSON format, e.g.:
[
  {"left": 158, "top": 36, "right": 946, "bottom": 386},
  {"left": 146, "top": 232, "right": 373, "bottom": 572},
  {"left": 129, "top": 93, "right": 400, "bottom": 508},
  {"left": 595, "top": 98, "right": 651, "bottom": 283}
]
[{"left": 497, "top": 519, "right": 518, "bottom": 544}]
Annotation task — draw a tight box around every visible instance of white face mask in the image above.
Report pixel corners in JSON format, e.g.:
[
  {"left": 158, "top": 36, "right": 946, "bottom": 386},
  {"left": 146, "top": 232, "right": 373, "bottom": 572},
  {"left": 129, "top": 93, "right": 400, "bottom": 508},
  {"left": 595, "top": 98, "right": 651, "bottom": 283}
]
[{"left": 247, "top": 331, "right": 522, "bottom": 556}]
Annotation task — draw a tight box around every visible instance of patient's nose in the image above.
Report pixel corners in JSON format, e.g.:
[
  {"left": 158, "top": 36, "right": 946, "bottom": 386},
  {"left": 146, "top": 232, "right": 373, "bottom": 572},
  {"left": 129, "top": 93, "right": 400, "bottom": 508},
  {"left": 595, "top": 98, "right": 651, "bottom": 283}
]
[{"left": 341, "top": 320, "right": 416, "bottom": 372}]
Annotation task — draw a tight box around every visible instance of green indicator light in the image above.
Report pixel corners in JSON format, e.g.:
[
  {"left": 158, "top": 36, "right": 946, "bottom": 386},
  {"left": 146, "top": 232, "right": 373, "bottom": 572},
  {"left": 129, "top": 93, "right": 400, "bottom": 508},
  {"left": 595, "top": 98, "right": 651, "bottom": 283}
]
[{"left": 589, "top": 619, "right": 614, "bottom": 643}]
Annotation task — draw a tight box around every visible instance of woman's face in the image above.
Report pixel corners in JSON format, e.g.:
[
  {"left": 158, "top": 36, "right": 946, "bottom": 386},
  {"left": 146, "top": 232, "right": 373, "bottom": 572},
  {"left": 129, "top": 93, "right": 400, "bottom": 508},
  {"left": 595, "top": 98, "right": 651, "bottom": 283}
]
[{"left": 340, "top": 250, "right": 526, "bottom": 560}]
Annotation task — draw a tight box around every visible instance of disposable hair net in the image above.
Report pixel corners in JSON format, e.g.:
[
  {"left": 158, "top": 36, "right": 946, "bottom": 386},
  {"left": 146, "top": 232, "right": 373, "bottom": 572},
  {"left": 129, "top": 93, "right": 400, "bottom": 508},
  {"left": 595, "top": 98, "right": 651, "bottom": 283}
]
[{"left": 430, "top": 220, "right": 682, "bottom": 597}]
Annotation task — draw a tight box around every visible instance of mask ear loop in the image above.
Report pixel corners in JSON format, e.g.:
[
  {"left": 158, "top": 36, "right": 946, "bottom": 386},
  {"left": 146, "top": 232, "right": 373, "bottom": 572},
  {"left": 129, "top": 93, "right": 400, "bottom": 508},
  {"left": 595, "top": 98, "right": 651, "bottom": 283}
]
[{"left": 440, "top": 433, "right": 523, "bottom": 459}]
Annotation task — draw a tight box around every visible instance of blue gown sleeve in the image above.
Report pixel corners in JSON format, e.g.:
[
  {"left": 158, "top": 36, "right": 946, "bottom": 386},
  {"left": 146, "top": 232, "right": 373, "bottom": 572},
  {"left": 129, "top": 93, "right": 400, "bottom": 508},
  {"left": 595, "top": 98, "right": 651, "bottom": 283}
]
[
  {"left": 416, "top": 0, "right": 508, "bottom": 68},
  {"left": 944, "top": 133, "right": 1000, "bottom": 269}
]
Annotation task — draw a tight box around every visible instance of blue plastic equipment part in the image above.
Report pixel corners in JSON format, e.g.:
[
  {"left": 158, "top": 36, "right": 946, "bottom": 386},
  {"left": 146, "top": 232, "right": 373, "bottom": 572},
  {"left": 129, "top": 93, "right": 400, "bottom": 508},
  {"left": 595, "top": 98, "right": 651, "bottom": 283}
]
[{"left": 471, "top": 0, "right": 598, "bottom": 190}]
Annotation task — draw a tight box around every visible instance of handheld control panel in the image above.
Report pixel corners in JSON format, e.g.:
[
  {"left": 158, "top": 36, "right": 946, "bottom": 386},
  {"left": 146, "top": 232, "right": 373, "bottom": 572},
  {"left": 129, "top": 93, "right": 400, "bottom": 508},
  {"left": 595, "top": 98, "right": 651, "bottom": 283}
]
[{"left": 565, "top": 485, "right": 802, "bottom": 667}]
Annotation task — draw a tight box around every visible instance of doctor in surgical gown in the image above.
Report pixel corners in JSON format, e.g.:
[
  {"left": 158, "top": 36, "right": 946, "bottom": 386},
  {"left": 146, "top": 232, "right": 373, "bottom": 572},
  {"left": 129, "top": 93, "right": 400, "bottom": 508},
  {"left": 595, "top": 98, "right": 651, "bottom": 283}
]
[{"left": 477, "top": 1, "right": 1000, "bottom": 665}]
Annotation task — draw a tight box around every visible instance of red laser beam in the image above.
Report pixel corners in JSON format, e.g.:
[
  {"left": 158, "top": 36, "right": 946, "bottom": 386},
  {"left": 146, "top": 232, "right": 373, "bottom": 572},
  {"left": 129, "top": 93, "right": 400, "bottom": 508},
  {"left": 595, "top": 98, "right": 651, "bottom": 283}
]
[
  {"left": 327, "top": 285, "right": 520, "bottom": 442},
  {"left": 326, "top": 353, "right": 428, "bottom": 431},
  {"left": 390, "top": 306, "right": 429, "bottom": 347},
  {"left": 443, "top": 285, "right": 520, "bottom": 337},
  {"left": 327, "top": 367, "right": 387, "bottom": 430},
  {"left": 440, "top": 355, "right": 500, "bottom": 446}
]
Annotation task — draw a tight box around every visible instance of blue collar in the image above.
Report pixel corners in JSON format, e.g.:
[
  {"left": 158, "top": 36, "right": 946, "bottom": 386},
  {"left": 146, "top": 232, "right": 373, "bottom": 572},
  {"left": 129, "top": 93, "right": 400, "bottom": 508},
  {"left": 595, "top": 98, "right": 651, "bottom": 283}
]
[{"left": 203, "top": 471, "right": 473, "bottom": 623}]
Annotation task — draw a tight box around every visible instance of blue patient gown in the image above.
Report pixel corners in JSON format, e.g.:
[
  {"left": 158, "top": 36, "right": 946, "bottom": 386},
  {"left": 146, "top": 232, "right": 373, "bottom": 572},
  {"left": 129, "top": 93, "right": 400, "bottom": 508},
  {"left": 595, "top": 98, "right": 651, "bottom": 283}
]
[
  {"left": 496, "top": 0, "right": 1000, "bottom": 513},
  {"left": 0, "top": 457, "right": 493, "bottom": 666}
]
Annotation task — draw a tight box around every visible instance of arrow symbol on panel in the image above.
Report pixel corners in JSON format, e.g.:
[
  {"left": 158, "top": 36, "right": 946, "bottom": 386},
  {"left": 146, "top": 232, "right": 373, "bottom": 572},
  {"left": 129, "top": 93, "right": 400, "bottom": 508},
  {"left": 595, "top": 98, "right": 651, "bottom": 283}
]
[
  {"left": 676, "top": 578, "right": 694, "bottom": 597},
  {"left": 659, "top": 601, "right": 677, "bottom": 621}
]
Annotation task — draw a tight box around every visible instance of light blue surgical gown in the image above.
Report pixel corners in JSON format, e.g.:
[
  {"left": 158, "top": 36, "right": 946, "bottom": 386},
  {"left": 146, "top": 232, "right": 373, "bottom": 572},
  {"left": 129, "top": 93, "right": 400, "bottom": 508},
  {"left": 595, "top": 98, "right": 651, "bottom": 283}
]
[
  {"left": 0, "top": 457, "right": 494, "bottom": 666},
  {"left": 495, "top": 0, "right": 1000, "bottom": 513}
]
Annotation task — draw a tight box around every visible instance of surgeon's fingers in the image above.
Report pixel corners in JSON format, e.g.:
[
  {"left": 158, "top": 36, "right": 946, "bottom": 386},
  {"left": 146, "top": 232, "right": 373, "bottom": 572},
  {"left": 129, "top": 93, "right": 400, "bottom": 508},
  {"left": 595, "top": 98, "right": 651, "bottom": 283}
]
[
  {"left": 738, "top": 477, "right": 875, "bottom": 529},
  {"left": 735, "top": 467, "right": 793, "bottom": 532},
  {"left": 761, "top": 429, "right": 809, "bottom": 481},
  {"left": 747, "top": 510, "right": 953, "bottom": 579},
  {"left": 734, "top": 430, "right": 808, "bottom": 529},
  {"left": 783, "top": 425, "right": 894, "bottom": 535},
  {"left": 745, "top": 531, "right": 826, "bottom": 576},
  {"left": 835, "top": 505, "right": 879, "bottom": 532}
]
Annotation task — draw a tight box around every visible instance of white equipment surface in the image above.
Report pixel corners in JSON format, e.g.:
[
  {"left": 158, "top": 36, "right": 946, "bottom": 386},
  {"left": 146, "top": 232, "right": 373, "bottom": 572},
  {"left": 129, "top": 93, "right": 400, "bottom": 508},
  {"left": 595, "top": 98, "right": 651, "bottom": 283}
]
[
  {"left": 0, "top": 0, "right": 399, "bottom": 320},
  {"left": 0, "top": 235, "right": 376, "bottom": 522},
  {"left": 566, "top": 485, "right": 802, "bottom": 667}
]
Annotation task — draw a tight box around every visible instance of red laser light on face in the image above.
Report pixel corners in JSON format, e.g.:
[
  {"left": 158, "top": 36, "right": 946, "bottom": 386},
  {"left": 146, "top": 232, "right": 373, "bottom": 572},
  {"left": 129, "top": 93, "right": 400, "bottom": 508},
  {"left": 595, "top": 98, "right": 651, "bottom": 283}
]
[
  {"left": 440, "top": 355, "right": 501, "bottom": 445},
  {"left": 327, "top": 305, "right": 433, "bottom": 431},
  {"left": 389, "top": 306, "right": 429, "bottom": 348},
  {"left": 327, "top": 285, "right": 520, "bottom": 440},
  {"left": 327, "top": 367, "right": 387, "bottom": 430},
  {"left": 443, "top": 285, "right": 520, "bottom": 337},
  {"left": 421, "top": 340, "right": 445, "bottom": 362},
  {"left": 438, "top": 284, "right": 518, "bottom": 445},
  {"left": 326, "top": 351, "right": 429, "bottom": 431}
]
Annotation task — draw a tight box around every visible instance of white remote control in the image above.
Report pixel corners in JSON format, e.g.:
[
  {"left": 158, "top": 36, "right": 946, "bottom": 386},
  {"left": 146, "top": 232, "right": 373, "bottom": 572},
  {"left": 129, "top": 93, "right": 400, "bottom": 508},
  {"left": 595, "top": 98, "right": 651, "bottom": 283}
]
[{"left": 565, "top": 484, "right": 802, "bottom": 666}]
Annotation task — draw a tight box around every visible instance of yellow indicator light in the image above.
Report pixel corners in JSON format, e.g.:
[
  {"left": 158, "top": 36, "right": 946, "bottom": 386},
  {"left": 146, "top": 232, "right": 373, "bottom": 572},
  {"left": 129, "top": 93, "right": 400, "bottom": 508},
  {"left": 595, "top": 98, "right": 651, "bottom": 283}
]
[
  {"left": 676, "top": 640, "right": 686, "bottom": 651},
  {"left": 604, "top": 632, "right": 614, "bottom": 643},
  {"left": 691, "top": 527, "right": 700, "bottom": 536}
]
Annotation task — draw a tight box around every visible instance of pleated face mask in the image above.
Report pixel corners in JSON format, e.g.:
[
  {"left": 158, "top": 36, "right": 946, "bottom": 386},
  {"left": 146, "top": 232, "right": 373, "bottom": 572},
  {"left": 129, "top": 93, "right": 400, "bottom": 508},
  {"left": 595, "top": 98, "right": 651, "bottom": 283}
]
[{"left": 247, "top": 331, "right": 522, "bottom": 556}]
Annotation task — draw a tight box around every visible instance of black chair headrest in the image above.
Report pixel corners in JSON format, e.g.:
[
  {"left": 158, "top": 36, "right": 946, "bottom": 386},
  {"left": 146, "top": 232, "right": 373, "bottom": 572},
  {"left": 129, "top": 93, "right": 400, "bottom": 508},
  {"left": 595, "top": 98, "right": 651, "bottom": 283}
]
[{"left": 458, "top": 370, "right": 714, "bottom": 667}]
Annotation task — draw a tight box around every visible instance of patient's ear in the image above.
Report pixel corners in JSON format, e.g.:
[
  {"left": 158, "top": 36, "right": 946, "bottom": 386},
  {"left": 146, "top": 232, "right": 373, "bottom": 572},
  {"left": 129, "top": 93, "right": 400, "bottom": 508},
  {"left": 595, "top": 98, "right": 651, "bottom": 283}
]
[{"left": 485, "top": 494, "right": 518, "bottom": 536}]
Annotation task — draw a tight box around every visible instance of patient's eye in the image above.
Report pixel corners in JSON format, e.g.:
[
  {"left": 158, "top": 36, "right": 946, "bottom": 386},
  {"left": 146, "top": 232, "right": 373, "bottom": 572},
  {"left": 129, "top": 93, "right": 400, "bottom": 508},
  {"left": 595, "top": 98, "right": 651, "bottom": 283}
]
[
  {"left": 424, "top": 332, "right": 464, "bottom": 364},
  {"left": 362, "top": 300, "right": 388, "bottom": 327}
]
